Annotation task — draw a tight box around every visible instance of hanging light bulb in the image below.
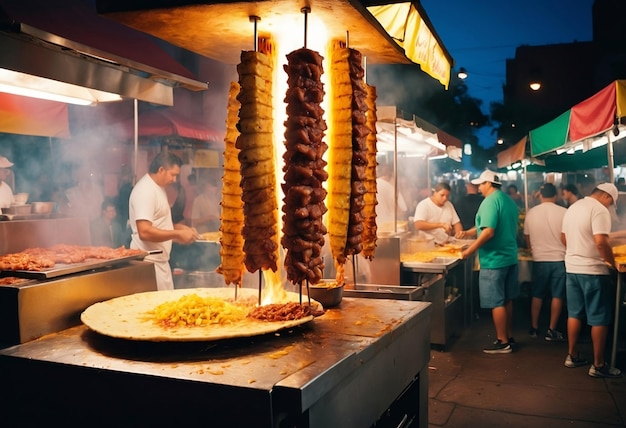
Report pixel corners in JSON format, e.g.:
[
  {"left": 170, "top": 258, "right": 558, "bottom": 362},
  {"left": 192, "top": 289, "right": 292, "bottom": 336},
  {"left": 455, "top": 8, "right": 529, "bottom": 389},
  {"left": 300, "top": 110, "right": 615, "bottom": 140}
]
[{"left": 457, "top": 67, "right": 468, "bottom": 80}]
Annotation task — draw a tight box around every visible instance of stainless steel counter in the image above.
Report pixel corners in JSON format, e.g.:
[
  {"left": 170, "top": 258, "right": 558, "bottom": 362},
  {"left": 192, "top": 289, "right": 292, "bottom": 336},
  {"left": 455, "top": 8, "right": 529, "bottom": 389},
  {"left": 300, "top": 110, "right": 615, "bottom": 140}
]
[
  {"left": 0, "top": 297, "right": 432, "bottom": 427},
  {"left": 402, "top": 257, "right": 468, "bottom": 348}
]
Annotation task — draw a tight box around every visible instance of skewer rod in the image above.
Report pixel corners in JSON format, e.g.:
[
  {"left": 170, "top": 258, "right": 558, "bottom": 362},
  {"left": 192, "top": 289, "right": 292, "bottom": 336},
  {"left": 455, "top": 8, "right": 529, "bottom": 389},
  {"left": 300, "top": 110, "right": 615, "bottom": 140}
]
[
  {"left": 249, "top": 15, "right": 261, "bottom": 51},
  {"left": 301, "top": 7, "right": 310, "bottom": 48}
]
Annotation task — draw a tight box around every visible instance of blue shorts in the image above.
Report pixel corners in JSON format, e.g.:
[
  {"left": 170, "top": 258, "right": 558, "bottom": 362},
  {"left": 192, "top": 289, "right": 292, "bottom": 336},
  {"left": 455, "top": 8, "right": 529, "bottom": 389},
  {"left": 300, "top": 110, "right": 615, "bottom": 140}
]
[
  {"left": 566, "top": 273, "right": 613, "bottom": 326},
  {"left": 531, "top": 261, "right": 565, "bottom": 299},
  {"left": 479, "top": 264, "right": 520, "bottom": 309}
]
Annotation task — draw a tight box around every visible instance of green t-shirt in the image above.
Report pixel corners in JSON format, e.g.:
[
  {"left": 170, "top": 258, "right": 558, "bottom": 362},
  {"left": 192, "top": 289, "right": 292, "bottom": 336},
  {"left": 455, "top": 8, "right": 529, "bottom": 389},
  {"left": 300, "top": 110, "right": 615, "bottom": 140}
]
[{"left": 475, "top": 188, "right": 519, "bottom": 268}]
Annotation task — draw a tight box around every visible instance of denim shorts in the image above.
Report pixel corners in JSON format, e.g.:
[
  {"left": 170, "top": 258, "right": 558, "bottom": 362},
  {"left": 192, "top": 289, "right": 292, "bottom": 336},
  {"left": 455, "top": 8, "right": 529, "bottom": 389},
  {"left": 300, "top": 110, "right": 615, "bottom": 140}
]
[
  {"left": 478, "top": 264, "right": 520, "bottom": 308},
  {"left": 566, "top": 273, "right": 613, "bottom": 326},
  {"left": 531, "top": 261, "right": 565, "bottom": 299}
]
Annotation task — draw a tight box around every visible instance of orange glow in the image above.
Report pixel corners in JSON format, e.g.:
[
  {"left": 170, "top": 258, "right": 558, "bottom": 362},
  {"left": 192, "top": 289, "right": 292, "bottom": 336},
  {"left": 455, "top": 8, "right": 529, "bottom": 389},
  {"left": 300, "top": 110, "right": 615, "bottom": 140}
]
[{"left": 255, "top": 14, "right": 331, "bottom": 303}]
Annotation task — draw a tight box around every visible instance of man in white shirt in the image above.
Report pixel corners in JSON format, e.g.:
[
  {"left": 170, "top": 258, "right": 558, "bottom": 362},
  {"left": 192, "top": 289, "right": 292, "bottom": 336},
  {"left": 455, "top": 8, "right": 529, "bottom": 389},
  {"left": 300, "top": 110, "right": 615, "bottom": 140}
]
[
  {"left": 0, "top": 155, "right": 15, "bottom": 209},
  {"left": 523, "top": 183, "right": 567, "bottom": 342},
  {"left": 561, "top": 183, "right": 622, "bottom": 378},
  {"left": 413, "top": 182, "right": 464, "bottom": 244},
  {"left": 129, "top": 152, "right": 199, "bottom": 290}
]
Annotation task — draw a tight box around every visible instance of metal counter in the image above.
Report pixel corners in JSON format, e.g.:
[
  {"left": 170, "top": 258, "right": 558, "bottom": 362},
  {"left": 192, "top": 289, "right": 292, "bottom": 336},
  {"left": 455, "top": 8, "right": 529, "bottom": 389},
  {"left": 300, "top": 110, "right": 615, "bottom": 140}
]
[
  {"left": 0, "top": 297, "right": 432, "bottom": 428},
  {"left": 0, "top": 260, "right": 157, "bottom": 347},
  {"left": 402, "top": 257, "right": 468, "bottom": 348}
]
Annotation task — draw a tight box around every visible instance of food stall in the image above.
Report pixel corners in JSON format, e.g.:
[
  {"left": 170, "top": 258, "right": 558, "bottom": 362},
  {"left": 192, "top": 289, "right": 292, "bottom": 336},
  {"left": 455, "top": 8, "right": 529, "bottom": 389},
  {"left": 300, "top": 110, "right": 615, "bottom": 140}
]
[
  {"left": 0, "top": 2, "right": 460, "bottom": 426},
  {"left": 0, "top": 293, "right": 431, "bottom": 427}
]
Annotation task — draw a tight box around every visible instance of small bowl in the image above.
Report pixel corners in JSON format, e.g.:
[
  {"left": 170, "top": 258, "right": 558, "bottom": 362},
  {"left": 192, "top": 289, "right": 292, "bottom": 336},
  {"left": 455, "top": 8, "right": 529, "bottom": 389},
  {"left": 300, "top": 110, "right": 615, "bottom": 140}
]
[
  {"left": 31, "top": 201, "right": 55, "bottom": 214},
  {"left": 306, "top": 280, "right": 344, "bottom": 308}
]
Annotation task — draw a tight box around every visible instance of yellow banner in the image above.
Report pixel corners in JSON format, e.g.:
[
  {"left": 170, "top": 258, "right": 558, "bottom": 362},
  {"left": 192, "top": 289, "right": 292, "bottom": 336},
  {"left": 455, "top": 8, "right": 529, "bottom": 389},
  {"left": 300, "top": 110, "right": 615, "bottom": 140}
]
[{"left": 368, "top": 3, "right": 451, "bottom": 89}]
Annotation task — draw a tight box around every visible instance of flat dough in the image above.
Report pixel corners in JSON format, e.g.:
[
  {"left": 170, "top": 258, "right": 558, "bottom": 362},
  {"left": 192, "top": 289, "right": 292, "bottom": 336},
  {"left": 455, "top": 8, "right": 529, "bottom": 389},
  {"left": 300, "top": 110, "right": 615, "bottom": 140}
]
[{"left": 81, "top": 288, "right": 317, "bottom": 342}]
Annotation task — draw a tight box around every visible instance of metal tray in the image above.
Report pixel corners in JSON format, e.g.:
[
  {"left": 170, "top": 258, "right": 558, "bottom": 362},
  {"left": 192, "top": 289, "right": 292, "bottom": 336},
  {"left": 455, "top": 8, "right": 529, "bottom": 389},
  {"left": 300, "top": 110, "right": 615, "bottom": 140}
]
[
  {"left": 401, "top": 256, "right": 460, "bottom": 272},
  {"left": 0, "top": 251, "right": 150, "bottom": 280},
  {"left": 343, "top": 284, "right": 425, "bottom": 301}
]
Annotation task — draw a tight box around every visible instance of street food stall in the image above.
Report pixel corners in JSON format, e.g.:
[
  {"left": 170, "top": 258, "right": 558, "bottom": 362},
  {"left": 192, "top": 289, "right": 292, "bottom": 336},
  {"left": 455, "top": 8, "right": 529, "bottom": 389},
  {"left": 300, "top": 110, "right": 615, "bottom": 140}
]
[{"left": 0, "top": 1, "right": 460, "bottom": 426}]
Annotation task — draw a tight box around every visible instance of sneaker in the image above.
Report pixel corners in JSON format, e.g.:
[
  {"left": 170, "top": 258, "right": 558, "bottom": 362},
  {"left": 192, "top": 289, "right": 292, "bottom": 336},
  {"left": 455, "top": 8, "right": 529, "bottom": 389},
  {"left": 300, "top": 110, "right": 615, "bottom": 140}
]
[
  {"left": 528, "top": 327, "right": 538, "bottom": 338},
  {"left": 589, "top": 364, "right": 622, "bottom": 378},
  {"left": 564, "top": 353, "right": 589, "bottom": 368},
  {"left": 483, "top": 339, "right": 512, "bottom": 354},
  {"left": 545, "top": 329, "right": 565, "bottom": 342}
]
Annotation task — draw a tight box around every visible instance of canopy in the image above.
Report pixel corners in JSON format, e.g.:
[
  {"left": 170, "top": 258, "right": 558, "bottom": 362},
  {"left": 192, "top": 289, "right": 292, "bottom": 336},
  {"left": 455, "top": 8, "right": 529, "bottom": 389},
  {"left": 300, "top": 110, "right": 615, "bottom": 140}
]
[
  {"left": 497, "top": 136, "right": 527, "bottom": 169},
  {"left": 367, "top": 1, "right": 453, "bottom": 89},
  {"left": 375, "top": 105, "right": 461, "bottom": 160},
  {"left": 108, "top": 109, "right": 223, "bottom": 143},
  {"left": 376, "top": 119, "right": 444, "bottom": 157},
  {"left": 0, "top": 93, "right": 70, "bottom": 138},
  {"left": 530, "top": 80, "right": 626, "bottom": 157}
]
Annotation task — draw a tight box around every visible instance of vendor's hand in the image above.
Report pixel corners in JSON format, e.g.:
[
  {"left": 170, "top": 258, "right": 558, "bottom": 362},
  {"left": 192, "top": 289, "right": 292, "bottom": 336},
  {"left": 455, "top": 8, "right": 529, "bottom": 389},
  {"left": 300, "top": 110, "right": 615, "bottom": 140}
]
[
  {"left": 440, "top": 223, "right": 452, "bottom": 234},
  {"left": 455, "top": 230, "right": 466, "bottom": 239},
  {"left": 177, "top": 226, "right": 199, "bottom": 245}
]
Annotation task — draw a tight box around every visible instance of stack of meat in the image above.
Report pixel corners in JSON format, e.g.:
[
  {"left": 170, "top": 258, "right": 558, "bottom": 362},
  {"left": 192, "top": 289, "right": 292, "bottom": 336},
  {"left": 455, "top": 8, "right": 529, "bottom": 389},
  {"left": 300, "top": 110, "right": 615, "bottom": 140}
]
[
  {"left": 326, "top": 43, "right": 371, "bottom": 271},
  {"left": 217, "top": 81, "right": 245, "bottom": 285},
  {"left": 236, "top": 49, "right": 280, "bottom": 273},
  {"left": 361, "top": 84, "right": 379, "bottom": 260},
  {"left": 281, "top": 48, "right": 329, "bottom": 285}
]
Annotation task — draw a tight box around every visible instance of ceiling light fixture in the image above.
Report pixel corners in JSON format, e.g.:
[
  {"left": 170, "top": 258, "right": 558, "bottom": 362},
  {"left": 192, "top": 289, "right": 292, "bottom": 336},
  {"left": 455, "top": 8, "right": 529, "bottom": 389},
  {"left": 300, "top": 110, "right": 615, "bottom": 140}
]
[
  {"left": 529, "top": 81, "right": 541, "bottom": 91},
  {"left": 0, "top": 68, "right": 123, "bottom": 106},
  {"left": 457, "top": 67, "right": 468, "bottom": 80}
]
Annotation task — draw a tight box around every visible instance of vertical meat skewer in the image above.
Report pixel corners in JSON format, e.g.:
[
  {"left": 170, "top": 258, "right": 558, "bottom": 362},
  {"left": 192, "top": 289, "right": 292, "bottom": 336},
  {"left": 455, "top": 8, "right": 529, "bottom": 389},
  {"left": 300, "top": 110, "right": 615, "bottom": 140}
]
[
  {"left": 362, "top": 83, "right": 379, "bottom": 260},
  {"left": 217, "top": 81, "right": 245, "bottom": 298},
  {"left": 282, "top": 7, "right": 326, "bottom": 309},
  {"left": 326, "top": 40, "right": 371, "bottom": 285},
  {"left": 237, "top": 34, "right": 279, "bottom": 276}
]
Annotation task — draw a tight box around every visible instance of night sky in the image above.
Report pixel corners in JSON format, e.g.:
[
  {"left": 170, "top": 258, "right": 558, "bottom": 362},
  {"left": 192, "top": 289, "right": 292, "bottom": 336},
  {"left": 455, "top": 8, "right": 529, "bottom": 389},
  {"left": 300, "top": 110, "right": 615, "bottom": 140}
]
[{"left": 421, "top": 0, "right": 594, "bottom": 147}]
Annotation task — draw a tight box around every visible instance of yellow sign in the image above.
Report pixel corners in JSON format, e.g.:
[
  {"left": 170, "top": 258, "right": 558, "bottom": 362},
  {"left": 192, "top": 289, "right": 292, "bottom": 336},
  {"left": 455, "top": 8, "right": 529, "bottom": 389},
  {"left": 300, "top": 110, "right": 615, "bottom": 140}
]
[
  {"left": 194, "top": 149, "right": 219, "bottom": 168},
  {"left": 368, "top": 2, "right": 451, "bottom": 89}
]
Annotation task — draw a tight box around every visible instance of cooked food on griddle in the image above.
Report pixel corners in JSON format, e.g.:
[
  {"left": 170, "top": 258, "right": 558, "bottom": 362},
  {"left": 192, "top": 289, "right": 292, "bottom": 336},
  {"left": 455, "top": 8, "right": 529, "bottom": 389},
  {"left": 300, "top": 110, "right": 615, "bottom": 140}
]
[{"left": 0, "top": 245, "right": 144, "bottom": 271}]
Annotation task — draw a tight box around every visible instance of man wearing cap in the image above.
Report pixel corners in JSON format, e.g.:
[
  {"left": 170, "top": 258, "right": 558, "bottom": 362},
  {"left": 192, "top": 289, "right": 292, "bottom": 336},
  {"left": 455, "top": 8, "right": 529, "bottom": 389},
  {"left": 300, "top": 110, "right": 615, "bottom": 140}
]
[
  {"left": 462, "top": 169, "right": 519, "bottom": 354},
  {"left": 523, "top": 183, "right": 567, "bottom": 342},
  {"left": 0, "top": 155, "right": 15, "bottom": 209},
  {"left": 561, "top": 183, "right": 622, "bottom": 378}
]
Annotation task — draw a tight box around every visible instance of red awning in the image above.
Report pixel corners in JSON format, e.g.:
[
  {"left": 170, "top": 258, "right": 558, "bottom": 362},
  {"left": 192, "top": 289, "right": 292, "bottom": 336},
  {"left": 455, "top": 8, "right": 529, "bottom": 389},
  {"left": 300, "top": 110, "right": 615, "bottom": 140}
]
[
  {"left": 110, "top": 109, "right": 223, "bottom": 143},
  {"left": 0, "top": 93, "right": 70, "bottom": 138},
  {"left": 436, "top": 129, "right": 462, "bottom": 148}
]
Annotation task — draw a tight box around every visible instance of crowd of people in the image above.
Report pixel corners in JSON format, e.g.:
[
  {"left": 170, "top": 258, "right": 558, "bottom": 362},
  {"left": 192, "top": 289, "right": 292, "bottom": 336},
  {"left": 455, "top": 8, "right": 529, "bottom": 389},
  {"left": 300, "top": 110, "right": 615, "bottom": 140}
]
[{"left": 400, "top": 169, "right": 622, "bottom": 378}]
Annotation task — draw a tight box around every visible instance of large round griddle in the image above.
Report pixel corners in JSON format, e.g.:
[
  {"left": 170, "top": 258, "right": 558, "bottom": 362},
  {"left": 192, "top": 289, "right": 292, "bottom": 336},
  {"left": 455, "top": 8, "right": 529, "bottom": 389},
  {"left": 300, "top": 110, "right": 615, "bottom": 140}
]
[{"left": 81, "top": 287, "right": 317, "bottom": 342}]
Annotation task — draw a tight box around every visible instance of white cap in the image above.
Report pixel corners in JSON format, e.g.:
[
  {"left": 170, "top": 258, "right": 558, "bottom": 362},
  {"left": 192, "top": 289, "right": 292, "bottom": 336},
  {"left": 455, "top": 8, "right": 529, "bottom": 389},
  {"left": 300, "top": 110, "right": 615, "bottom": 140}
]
[
  {"left": 0, "top": 156, "right": 13, "bottom": 168},
  {"left": 471, "top": 170, "right": 501, "bottom": 186},
  {"left": 597, "top": 182, "right": 618, "bottom": 205}
]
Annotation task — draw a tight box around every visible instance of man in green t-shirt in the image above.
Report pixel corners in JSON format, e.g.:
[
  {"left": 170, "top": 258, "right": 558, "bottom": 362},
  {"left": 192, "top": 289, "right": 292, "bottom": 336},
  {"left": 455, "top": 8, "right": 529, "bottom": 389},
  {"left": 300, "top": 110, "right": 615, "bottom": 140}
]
[{"left": 462, "top": 170, "right": 519, "bottom": 354}]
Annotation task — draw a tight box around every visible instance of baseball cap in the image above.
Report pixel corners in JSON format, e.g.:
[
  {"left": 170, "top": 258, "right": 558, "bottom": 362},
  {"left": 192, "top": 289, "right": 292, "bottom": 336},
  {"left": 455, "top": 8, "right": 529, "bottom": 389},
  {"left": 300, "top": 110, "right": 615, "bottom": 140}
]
[
  {"left": 597, "top": 182, "right": 618, "bottom": 205},
  {"left": 0, "top": 156, "right": 13, "bottom": 168},
  {"left": 471, "top": 170, "right": 501, "bottom": 186}
]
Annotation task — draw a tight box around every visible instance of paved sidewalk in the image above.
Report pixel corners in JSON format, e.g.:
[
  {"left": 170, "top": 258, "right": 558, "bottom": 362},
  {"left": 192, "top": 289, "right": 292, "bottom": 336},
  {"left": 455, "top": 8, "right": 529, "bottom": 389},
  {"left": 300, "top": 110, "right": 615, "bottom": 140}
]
[{"left": 428, "top": 296, "right": 626, "bottom": 427}]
